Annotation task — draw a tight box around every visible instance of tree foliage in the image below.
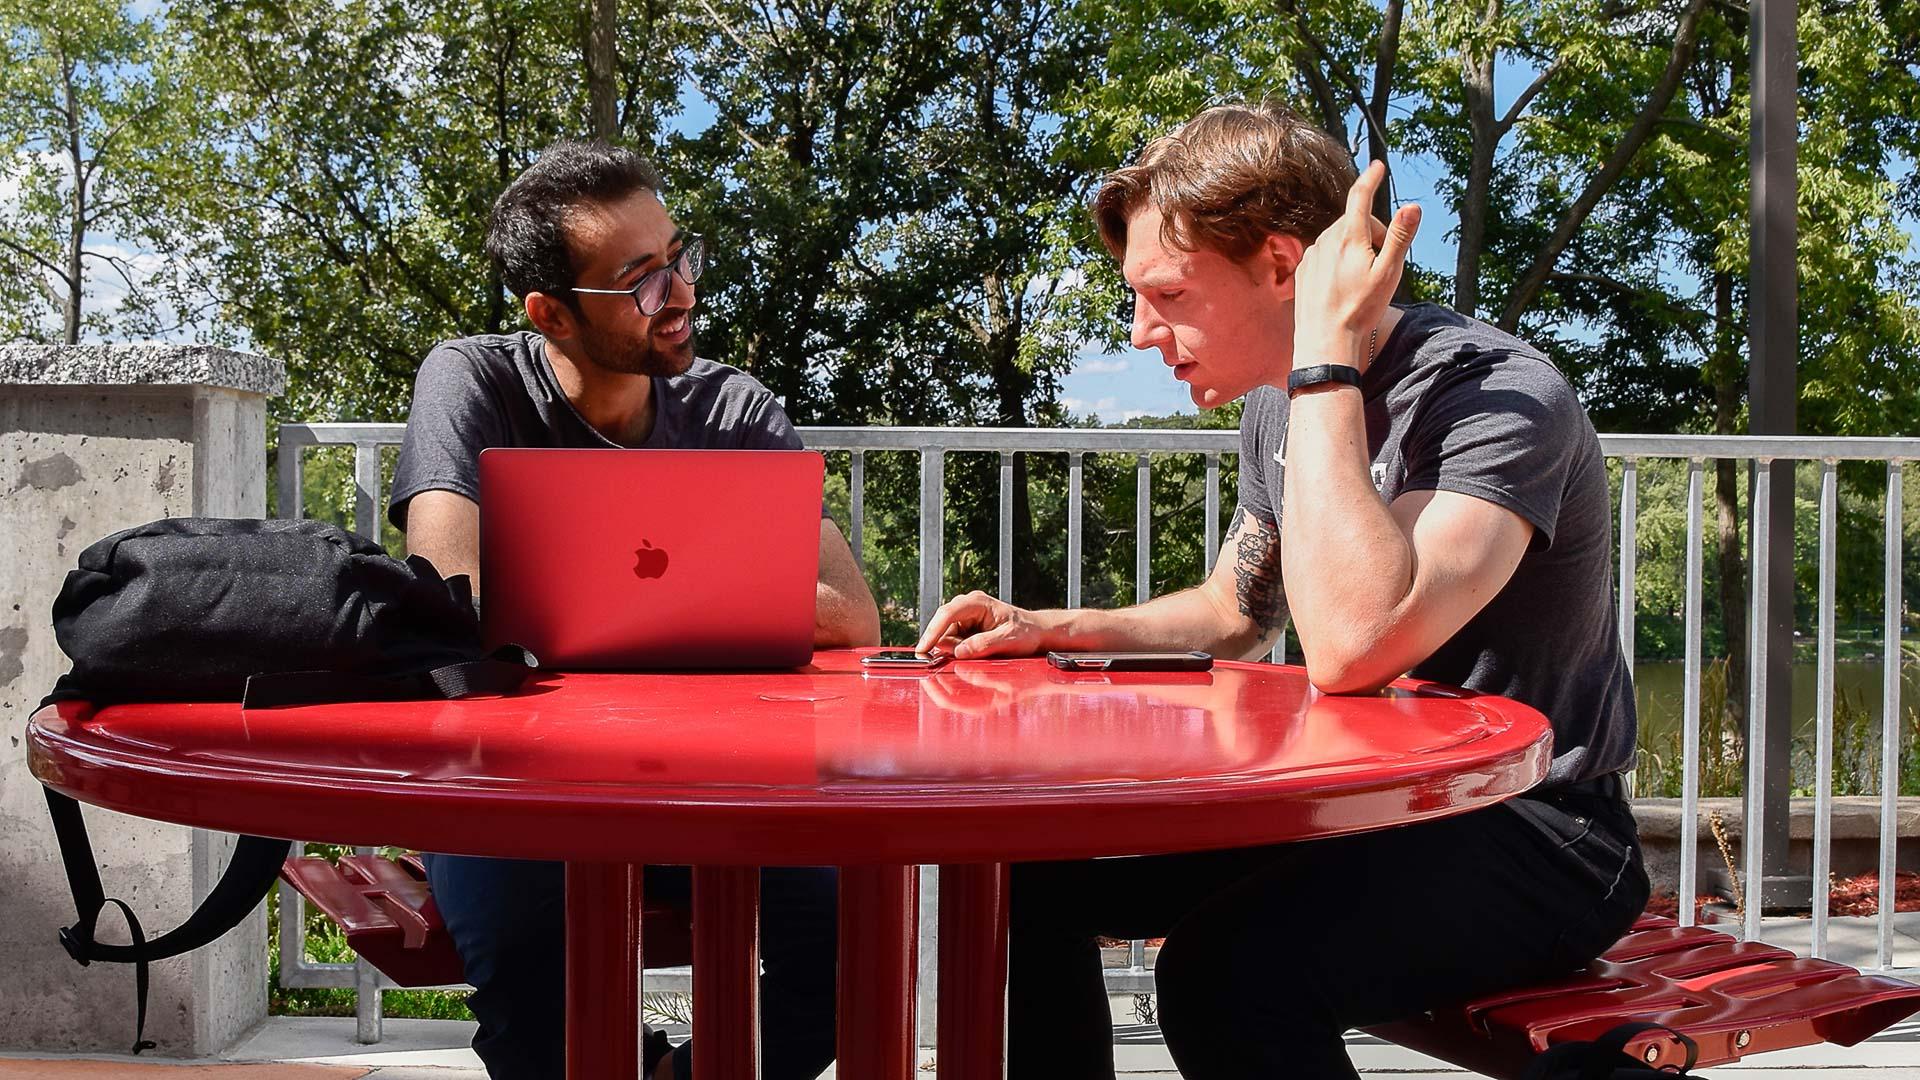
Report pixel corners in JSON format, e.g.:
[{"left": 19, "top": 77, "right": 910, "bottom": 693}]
[
  {"left": 1, "top": 0, "right": 1915, "bottom": 643},
  {"left": 0, "top": 0, "right": 180, "bottom": 342}
]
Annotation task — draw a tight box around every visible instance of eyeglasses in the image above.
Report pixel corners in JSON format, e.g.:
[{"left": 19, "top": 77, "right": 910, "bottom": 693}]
[{"left": 570, "top": 234, "right": 706, "bottom": 317}]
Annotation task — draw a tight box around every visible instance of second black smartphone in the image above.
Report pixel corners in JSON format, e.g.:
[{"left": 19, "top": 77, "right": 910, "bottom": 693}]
[{"left": 1046, "top": 650, "right": 1213, "bottom": 672}]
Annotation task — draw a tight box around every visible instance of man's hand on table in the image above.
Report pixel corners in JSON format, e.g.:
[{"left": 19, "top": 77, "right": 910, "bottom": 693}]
[{"left": 915, "top": 591, "right": 1066, "bottom": 659}]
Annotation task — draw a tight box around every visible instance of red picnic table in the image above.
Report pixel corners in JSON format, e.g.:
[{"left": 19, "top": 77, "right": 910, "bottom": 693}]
[{"left": 29, "top": 649, "right": 1552, "bottom": 1080}]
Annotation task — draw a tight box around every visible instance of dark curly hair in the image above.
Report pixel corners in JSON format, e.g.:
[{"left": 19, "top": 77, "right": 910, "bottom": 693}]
[{"left": 485, "top": 140, "right": 664, "bottom": 303}]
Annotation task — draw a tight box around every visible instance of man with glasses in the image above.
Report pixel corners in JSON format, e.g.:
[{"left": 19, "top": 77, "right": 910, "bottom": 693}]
[{"left": 391, "top": 139, "right": 876, "bottom": 1080}]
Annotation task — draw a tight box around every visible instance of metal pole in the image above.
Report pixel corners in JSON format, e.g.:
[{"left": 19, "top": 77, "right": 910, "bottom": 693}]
[
  {"left": 1749, "top": 0, "right": 1800, "bottom": 912},
  {"left": 1878, "top": 464, "right": 1904, "bottom": 969},
  {"left": 919, "top": 450, "right": 946, "bottom": 632},
  {"left": 1618, "top": 459, "right": 1639, "bottom": 665},
  {"left": 1680, "top": 461, "right": 1704, "bottom": 926},
  {"left": 1812, "top": 461, "right": 1837, "bottom": 956},
  {"left": 1135, "top": 455, "right": 1152, "bottom": 604}
]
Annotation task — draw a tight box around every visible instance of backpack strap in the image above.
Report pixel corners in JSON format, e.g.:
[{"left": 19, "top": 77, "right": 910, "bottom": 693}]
[
  {"left": 39, "top": 643, "right": 531, "bottom": 1051},
  {"left": 240, "top": 646, "right": 535, "bottom": 710},
  {"left": 44, "top": 786, "right": 290, "bottom": 1054},
  {"left": 1521, "top": 1020, "right": 1701, "bottom": 1080}
]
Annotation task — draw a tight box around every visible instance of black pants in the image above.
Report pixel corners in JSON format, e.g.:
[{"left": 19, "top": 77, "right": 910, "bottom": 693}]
[
  {"left": 1008, "top": 790, "right": 1649, "bottom": 1080},
  {"left": 422, "top": 855, "right": 838, "bottom": 1080}
]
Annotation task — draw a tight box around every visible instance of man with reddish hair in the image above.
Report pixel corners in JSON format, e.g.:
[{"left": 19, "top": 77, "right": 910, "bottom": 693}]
[{"left": 918, "top": 102, "right": 1647, "bottom": 1078}]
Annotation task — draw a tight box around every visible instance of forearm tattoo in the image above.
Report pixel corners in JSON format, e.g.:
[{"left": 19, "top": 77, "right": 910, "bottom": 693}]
[{"left": 1227, "top": 507, "right": 1287, "bottom": 634}]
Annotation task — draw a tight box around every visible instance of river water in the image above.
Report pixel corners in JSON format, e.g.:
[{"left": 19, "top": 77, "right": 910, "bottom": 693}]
[{"left": 1633, "top": 659, "right": 1920, "bottom": 743}]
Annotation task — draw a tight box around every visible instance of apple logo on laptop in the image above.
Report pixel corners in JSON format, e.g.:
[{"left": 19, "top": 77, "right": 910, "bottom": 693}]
[{"left": 632, "top": 540, "right": 669, "bottom": 580}]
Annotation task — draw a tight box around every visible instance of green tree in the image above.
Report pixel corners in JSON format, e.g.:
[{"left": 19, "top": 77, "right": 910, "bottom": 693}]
[
  {"left": 157, "top": 0, "right": 692, "bottom": 423},
  {"left": 0, "top": 0, "right": 178, "bottom": 343}
]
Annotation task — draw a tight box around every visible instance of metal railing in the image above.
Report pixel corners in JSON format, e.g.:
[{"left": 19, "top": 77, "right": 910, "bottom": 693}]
[{"left": 274, "top": 423, "right": 1920, "bottom": 1040}]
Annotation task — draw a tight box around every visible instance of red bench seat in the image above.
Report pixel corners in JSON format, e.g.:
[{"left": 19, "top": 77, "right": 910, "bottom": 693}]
[
  {"left": 288, "top": 861, "right": 1920, "bottom": 1073},
  {"left": 1366, "top": 914, "right": 1920, "bottom": 1077},
  {"left": 279, "top": 853, "right": 693, "bottom": 987}
]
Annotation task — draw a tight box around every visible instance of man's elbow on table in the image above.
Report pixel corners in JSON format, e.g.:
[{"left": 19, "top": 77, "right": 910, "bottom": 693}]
[{"left": 1299, "top": 631, "right": 1401, "bottom": 696}]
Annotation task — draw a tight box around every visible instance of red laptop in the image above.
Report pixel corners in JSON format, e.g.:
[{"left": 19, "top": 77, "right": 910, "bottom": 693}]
[{"left": 478, "top": 448, "right": 823, "bottom": 669}]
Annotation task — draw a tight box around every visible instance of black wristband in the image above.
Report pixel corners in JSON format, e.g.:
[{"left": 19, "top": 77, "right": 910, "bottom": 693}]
[{"left": 1286, "top": 363, "right": 1363, "bottom": 398}]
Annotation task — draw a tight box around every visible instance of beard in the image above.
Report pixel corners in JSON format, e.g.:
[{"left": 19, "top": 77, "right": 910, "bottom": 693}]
[{"left": 578, "top": 305, "right": 697, "bottom": 377}]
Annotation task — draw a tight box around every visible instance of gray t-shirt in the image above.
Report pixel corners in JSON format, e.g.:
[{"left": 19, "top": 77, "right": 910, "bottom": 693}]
[
  {"left": 389, "top": 330, "right": 807, "bottom": 529},
  {"left": 1239, "top": 303, "right": 1634, "bottom": 787}
]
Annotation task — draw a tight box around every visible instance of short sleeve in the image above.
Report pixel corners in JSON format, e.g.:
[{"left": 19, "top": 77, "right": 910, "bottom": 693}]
[
  {"left": 741, "top": 393, "right": 806, "bottom": 451},
  {"left": 736, "top": 391, "right": 830, "bottom": 518},
  {"left": 1235, "top": 389, "right": 1279, "bottom": 528},
  {"left": 388, "top": 344, "right": 509, "bottom": 530},
  {"left": 1398, "top": 353, "right": 1584, "bottom": 549}
]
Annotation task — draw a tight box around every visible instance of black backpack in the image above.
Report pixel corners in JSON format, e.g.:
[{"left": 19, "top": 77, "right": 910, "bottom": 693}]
[{"left": 37, "top": 517, "right": 532, "bottom": 1052}]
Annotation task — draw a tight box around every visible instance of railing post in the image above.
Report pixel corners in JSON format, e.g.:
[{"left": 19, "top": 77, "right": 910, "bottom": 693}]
[
  {"left": 354, "top": 442, "right": 382, "bottom": 542},
  {"left": 1811, "top": 461, "right": 1837, "bottom": 957},
  {"left": 1067, "top": 452, "right": 1084, "bottom": 608},
  {"left": 1745, "top": 458, "right": 1773, "bottom": 942},
  {"left": 1204, "top": 453, "right": 1221, "bottom": 574},
  {"left": 1617, "top": 459, "right": 1638, "bottom": 666},
  {"left": 1879, "top": 462, "right": 1904, "bottom": 970},
  {"left": 1135, "top": 454, "right": 1152, "bottom": 604},
  {"left": 276, "top": 424, "right": 310, "bottom": 521},
  {"left": 919, "top": 449, "right": 945, "bottom": 632},
  {"left": 1680, "top": 460, "right": 1704, "bottom": 926},
  {"left": 850, "top": 450, "right": 866, "bottom": 570},
  {"left": 999, "top": 452, "right": 1015, "bottom": 600}
]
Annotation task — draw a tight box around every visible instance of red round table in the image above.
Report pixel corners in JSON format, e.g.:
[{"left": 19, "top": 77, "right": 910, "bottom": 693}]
[{"left": 29, "top": 650, "right": 1551, "bottom": 1080}]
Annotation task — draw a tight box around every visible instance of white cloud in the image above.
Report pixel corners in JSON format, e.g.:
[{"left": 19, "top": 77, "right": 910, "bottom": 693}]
[
  {"left": 1074, "top": 357, "right": 1130, "bottom": 376},
  {"left": 1061, "top": 396, "right": 1121, "bottom": 419}
]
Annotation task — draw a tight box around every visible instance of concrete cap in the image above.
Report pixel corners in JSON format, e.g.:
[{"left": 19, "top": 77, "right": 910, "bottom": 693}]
[
  {"left": 0, "top": 343, "right": 285, "bottom": 396},
  {"left": 1634, "top": 796, "right": 1920, "bottom": 840}
]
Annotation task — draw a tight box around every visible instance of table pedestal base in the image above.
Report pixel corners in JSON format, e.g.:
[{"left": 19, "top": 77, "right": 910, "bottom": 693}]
[
  {"left": 561, "top": 860, "right": 1010, "bottom": 1080},
  {"left": 938, "top": 862, "right": 1011, "bottom": 1080},
  {"left": 566, "top": 862, "right": 640, "bottom": 1080},
  {"left": 837, "top": 865, "right": 920, "bottom": 1080},
  {"left": 694, "top": 866, "right": 762, "bottom": 1079}
]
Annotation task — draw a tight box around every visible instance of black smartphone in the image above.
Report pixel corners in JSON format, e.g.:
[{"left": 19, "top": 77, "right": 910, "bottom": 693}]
[
  {"left": 860, "top": 649, "right": 951, "bottom": 671},
  {"left": 1046, "top": 651, "right": 1213, "bottom": 672}
]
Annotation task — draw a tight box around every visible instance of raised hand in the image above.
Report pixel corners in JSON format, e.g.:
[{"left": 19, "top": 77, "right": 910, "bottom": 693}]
[{"left": 1291, "top": 160, "right": 1421, "bottom": 372}]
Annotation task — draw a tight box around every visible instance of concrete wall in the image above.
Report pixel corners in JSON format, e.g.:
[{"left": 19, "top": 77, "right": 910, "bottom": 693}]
[
  {"left": 1634, "top": 796, "right": 1920, "bottom": 902},
  {"left": 0, "top": 344, "right": 283, "bottom": 1056}
]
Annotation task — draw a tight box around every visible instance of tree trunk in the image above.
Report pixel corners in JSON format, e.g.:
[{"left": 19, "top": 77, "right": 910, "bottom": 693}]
[
  {"left": 1455, "top": 46, "right": 1496, "bottom": 316},
  {"left": 1369, "top": 0, "right": 1404, "bottom": 229},
  {"left": 63, "top": 60, "right": 84, "bottom": 345},
  {"left": 587, "top": 0, "right": 619, "bottom": 138},
  {"left": 1710, "top": 269, "right": 1747, "bottom": 728}
]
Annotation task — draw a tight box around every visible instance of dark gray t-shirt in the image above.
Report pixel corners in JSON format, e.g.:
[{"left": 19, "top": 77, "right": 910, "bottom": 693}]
[
  {"left": 389, "top": 330, "right": 807, "bottom": 529},
  {"left": 1239, "top": 303, "right": 1634, "bottom": 787}
]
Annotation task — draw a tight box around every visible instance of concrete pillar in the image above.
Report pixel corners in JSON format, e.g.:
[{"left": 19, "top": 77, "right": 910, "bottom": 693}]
[{"left": 0, "top": 344, "right": 285, "bottom": 1056}]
